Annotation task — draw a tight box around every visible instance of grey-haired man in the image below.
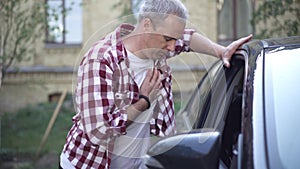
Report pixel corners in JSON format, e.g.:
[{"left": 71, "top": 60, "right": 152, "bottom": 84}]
[{"left": 60, "top": 0, "right": 252, "bottom": 168}]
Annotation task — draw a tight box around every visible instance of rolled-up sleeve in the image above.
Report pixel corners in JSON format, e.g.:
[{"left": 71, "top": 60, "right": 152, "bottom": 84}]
[
  {"left": 169, "top": 28, "right": 196, "bottom": 57},
  {"left": 77, "top": 58, "right": 127, "bottom": 145}
]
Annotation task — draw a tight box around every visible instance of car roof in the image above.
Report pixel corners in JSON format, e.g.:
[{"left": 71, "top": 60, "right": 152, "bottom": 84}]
[{"left": 242, "top": 36, "right": 300, "bottom": 64}]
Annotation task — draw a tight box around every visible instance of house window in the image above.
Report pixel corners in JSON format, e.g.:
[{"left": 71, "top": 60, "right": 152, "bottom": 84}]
[
  {"left": 46, "top": 0, "right": 82, "bottom": 44},
  {"left": 217, "top": 0, "right": 253, "bottom": 45}
]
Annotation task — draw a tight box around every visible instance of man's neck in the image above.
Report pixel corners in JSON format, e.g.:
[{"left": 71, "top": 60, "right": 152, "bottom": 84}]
[{"left": 123, "top": 29, "right": 149, "bottom": 60}]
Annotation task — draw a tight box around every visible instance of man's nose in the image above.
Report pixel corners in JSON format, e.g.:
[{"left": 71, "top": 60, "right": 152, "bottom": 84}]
[{"left": 166, "top": 40, "right": 176, "bottom": 52}]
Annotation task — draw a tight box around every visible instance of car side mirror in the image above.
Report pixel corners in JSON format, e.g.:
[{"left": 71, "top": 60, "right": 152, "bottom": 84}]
[{"left": 145, "top": 129, "right": 221, "bottom": 169}]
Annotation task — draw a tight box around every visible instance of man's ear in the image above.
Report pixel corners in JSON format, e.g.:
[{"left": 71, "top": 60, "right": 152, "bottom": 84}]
[{"left": 143, "top": 18, "right": 154, "bottom": 31}]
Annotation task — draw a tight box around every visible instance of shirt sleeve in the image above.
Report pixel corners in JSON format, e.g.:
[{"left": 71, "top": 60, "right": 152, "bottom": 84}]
[
  {"left": 150, "top": 74, "right": 176, "bottom": 137},
  {"left": 168, "top": 28, "right": 196, "bottom": 57},
  {"left": 77, "top": 58, "right": 127, "bottom": 145}
]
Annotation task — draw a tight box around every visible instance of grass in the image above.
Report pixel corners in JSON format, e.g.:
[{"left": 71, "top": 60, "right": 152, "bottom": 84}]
[
  {"left": 0, "top": 98, "right": 75, "bottom": 169},
  {"left": 1, "top": 102, "right": 74, "bottom": 153},
  {"left": 0, "top": 96, "right": 183, "bottom": 168}
]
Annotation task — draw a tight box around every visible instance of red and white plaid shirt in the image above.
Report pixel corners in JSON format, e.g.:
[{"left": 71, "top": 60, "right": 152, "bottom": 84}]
[{"left": 62, "top": 24, "right": 195, "bottom": 169}]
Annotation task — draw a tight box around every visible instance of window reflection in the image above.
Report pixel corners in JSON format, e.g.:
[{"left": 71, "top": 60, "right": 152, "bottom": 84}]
[
  {"left": 217, "top": 0, "right": 253, "bottom": 45},
  {"left": 46, "top": 0, "right": 82, "bottom": 44},
  {"left": 176, "top": 61, "right": 223, "bottom": 132}
]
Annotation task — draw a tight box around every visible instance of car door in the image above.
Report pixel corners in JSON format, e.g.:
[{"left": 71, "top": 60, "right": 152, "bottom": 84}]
[
  {"left": 176, "top": 54, "right": 246, "bottom": 168},
  {"left": 177, "top": 54, "right": 245, "bottom": 129},
  {"left": 145, "top": 54, "right": 247, "bottom": 169}
]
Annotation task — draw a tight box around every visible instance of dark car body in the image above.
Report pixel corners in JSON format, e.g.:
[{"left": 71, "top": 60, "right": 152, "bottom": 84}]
[{"left": 145, "top": 36, "right": 300, "bottom": 169}]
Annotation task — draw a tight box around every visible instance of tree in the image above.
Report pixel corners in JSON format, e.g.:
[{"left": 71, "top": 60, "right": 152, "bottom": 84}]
[
  {"left": 0, "top": 0, "right": 46, "bottom": 88},
  {"left": 111, "top": 0, "right": 136, "bottom": 24},
  {"left": 112, "top": 0, "right": 133, "bottom": 16},
  {"left": 251, "top": 0, "right": 300, "bottom": 39},
  {"left": 0, "top": 0, "right": 74, "bottom": 88}
]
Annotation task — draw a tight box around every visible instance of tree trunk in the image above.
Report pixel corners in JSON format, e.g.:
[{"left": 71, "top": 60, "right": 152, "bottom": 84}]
[{"left": 0, "top": 66, "right": 2, "bottom": 88}]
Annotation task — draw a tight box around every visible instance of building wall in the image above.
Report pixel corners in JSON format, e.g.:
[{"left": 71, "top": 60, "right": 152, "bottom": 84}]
[
  {"left": 0, "top": 0, "right": 218, "bottom": 113},
  {"left": 1, "top": 71, "right": 74, "bottom": 113}
]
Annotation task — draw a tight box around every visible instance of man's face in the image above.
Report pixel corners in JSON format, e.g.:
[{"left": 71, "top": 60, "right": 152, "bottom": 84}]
[{"left": 143, "top": 15, "right": 186, "bottom": 60}]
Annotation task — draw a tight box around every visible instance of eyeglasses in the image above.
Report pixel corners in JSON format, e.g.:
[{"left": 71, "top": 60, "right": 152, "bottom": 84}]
[{"left": 163, "top": 35, "right": 178, "bottom": 42}]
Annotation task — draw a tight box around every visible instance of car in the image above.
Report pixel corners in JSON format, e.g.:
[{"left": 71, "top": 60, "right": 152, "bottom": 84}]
[{"left": 144, "top": 36, "right": 300, "bottom": 169}]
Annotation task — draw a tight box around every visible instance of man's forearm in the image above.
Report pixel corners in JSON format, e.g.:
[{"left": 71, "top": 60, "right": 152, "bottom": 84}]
[
  {"left": 126, "top": 98, "right": 150, "bottom": 126},
  {"left": 189, "top": 32, "right": 225, "bottom": 58}
]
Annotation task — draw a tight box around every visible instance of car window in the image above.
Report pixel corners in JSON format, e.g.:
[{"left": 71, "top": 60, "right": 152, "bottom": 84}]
[
  {"left": 203, "top": 68, "right": 243, "bottom": 130},
  {"left": 264, "top": 47, "right": 300, "bottom": 169},
  {"left": 176, "top": 60, "right": 224, "bottom": 132},
  {"left": 202, "top": 54, "right": 245, "bottom": 131}
]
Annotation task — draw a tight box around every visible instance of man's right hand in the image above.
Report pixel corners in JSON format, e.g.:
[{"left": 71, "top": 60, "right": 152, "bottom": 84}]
[
  {"left": 126, "top": 69, "right": 162, "bottom": 125},
  {"left": 140, "top": 69, "right": 162, "bottom": 101}
]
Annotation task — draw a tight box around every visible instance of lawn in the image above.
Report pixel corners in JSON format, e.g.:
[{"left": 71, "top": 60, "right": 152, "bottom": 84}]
[
  {"left": 0, "top": 96, "right": 183, "bottom": 168},
  {"left": 0, "top": 98, "right": 74, "bottom": 169}
]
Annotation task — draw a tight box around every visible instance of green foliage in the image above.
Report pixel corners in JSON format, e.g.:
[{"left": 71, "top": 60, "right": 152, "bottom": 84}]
[
  {"left": 111, "top": 0, "right": 137, "bottom": 24},
  {"left": 112, "top": 0, "right": 133, "bottom": 17},
  {"left": 0, "top": 0, "right": 47, "bottom": 83},
  {"left": 0, "top": 99, "right": 74, "bottom": 169},
  {"left": 0, "top": 100, "right": 74, "bottom": 153},
  {"left": 45, "top": 1, "right": 78, "bottom": 43},
  {"left": 251, "top": 0, "right": 300, "bottom": 39},
  {"left": 0, "top": 1, "right": 75, "bottom": 84}
]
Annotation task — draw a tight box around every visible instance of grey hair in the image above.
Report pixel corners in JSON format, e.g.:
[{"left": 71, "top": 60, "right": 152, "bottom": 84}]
[{"left": 138, "top": 0, "right": 189, "bottom": 25}]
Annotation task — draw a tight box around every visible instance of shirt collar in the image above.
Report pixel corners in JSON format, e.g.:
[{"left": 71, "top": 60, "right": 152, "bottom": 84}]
[{"left": 114, "top": 24, "right": 135, "bottom": 65}]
